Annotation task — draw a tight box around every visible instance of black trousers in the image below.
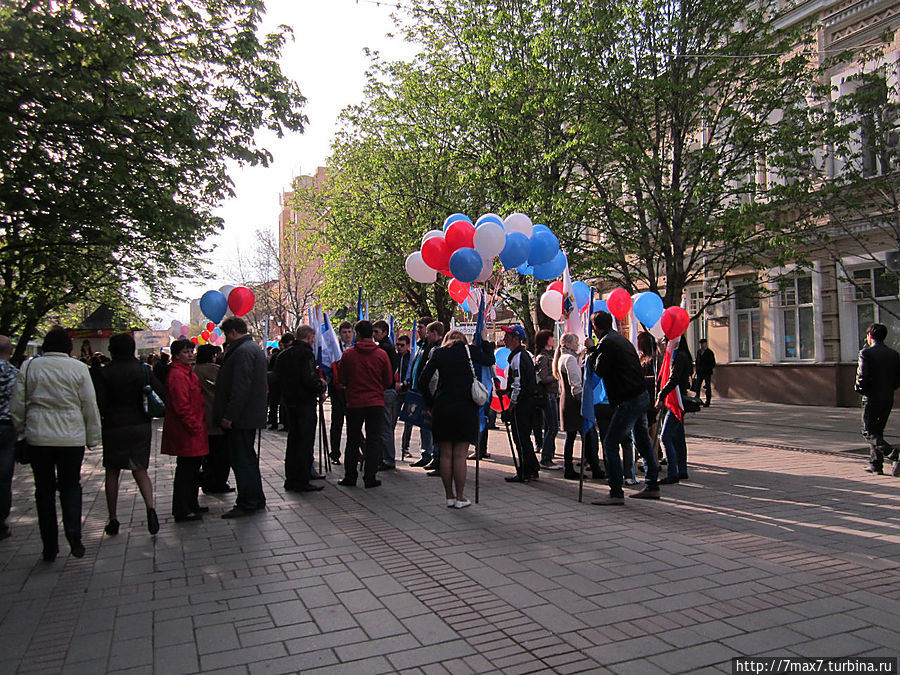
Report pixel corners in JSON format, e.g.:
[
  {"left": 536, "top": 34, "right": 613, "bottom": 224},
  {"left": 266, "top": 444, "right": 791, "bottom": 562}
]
[
  {"left": 329, "top": 389, "right": 347, "bottom": 460},
  {"left": 267, "top": 384, "right": 282, "bottom": 427},
  {"left": 201, "top": 434, "right": 231, "bottom": 492},
  {"left": 30, "top": 446, "right": 84, "bottom": 553},
  {"left": 345, "top": 406, "right": 383, "bottom": 483},
  {"left": 173, "top": 456, "right": 203, "bottom": 518},
  {"left": 862, "top": 396, "right": 894, "bottom": 469},
  {"left": 511, "top": 401, "right": 540, "bottom": 476},
  {"left": 692, "top": 372, "right": 713, "bottom": 404},
  {"left": 284, "top": 404, "right": 316, "bottom": 489}
]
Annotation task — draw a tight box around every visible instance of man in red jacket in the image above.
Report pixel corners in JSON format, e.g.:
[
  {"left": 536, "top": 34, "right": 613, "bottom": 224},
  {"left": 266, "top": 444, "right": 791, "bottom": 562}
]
[{"left": 336, "top": 321, "right": 394, "bottom": 488}]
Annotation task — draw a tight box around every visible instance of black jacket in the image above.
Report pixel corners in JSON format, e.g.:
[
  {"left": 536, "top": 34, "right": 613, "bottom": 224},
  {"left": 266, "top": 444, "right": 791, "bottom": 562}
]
[
  {"left": 658, "top": 347, "right": 693, "bottom": 400},
  {"left": 420, "top": 341, "right": 495, "bottom": 408},
  {"left": 507, "top": 345, "right": 538, "bottom": 406},
  {"left": 277, "top": 341, "right": 324, "bottom": 406},
  {"left": 378, "top": 338, "right": 399, "bottom": 375},
  {"left": 856, "top": 341, "right": 900, "bottom": 401},
  {"left": 94, "top": 358, "right": 165, "bottom": 428},
  {"left": 695, "top": 347, "right": 716, "bottom": 376},
  {"left": 587, "top": 330, "right": 646, "bottom": 406},
  {"left": 213, "top": 335, "right": 268, "bottom": 429}
]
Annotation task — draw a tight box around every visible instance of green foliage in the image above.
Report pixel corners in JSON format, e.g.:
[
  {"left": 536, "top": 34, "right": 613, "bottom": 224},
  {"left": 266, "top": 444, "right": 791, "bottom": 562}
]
[{"left": 0, "top": 0, "right": 306, "bottom": 356}]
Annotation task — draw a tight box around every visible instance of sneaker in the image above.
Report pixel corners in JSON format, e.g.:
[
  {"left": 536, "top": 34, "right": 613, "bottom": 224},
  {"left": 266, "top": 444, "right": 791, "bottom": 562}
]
[
  {"left": 446, "top": 498, "right": 457, "bottom": 507},
  {"left": 624, "top": 477, "right": 639, "bottom": 486},
  {"left": 865, "top": 465, "right": 884, "bottom": 475},
  {"left": 423, "top": 462, "right": 438, "bottom": 471},
  {"left": 221, "top": 507, "right": 251, "bottom": 519},
  {"left": 454, "top": 499, "right": 472, "bottom": 509},
  {"left": 591, "top": 495, "right": 625, "bottom": 506},
  {"left": 337, "top": 477, "right": 357, "bottom": 486},
  {"left": 893, "top": 462, "right": 900, "bottom": 478},
  {"left": 659, "top": 476, "right": 680, "bottom": 484},
  {"left": 629, "top": 489, "right": 661, "bottom": 500},
  {"left": 505, "top": 473, "right": 528, "bottom": 483},
  {"left": 540, "top": 461, "right": 563, "bottom": 470},
  {"left": 411, "top": 457, "right": 430, "bottom": 468}
]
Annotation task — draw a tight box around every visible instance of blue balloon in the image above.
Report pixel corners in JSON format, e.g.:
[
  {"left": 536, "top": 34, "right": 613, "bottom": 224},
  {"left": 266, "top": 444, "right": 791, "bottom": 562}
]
[
  {"left": 516, "top": 263, "right": 534, "bottom": 276},
  {"left": 591, "top": 299, "right": 608, "bottom": 314},
  {"left": 499, "top": 232, "right": 530, "bottom": 269},
  {"left": 475, "top": 213, "right": 503, "bottom": 228},
  {"left": 199, "top": 290, "right": 228, "bottom": 324},
  {"left": 572, "top": 281, "right": 591, "bottom": 311},
  {"left": 449, "top": 247, "right": 483, "bottom": 283},
  {"left": 633, "top": 291, "right": 665, "bottom": 328},
  {"left": 443, "top": 213, "right": 472, "bottom": 231},
  {"left": 533, "top": 251, "right": 567, "bottom": 280},
  {"left": 532, "top": 224, "right": 551, "bottom": 235},
  {"left": 494, "top": 346, "right": 511, "bottom": 370},
  {"left": 528, "top": 230, "right": 559, "bottom": 266}
]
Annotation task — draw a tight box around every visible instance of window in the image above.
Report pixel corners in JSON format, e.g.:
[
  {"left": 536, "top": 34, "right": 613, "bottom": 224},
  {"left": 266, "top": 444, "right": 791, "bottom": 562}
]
[
  {"left": 687, "top": 287, "right": 708, "bottom": 354},
  {"left": 852, "top": 267, "right": 900, "bottom": 351},
  {"left": 735, "top": 284, "right": 761, "bottom": 360},
  {"left": 780, "top": 275, "right": 814, "bottom": 359}
]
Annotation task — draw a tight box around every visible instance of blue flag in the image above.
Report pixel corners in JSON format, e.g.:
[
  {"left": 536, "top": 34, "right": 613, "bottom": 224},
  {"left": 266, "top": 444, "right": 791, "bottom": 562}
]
[
  {"left": 388, "top": 315, "right": 395, "bottom": 344},
  {"left": 582, "top": 361, "right": 606, "bottom": 436},
  {"left": 318, "top": 311, "right": 343, "bottom": 378},
  {"left": 473, "top": 293, "right": 494, "bottom": 432},
  {"left": 406, "top": 320, "right": 417, "bottom": 381},
  {"left": 357, "top": 286, "right": 363, "bottom": 321}
]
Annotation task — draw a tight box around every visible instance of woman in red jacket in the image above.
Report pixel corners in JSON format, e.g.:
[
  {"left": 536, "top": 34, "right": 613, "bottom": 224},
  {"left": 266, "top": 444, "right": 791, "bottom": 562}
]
[{"left": 162, "top": 339, "right": 209, "bottom": 522}]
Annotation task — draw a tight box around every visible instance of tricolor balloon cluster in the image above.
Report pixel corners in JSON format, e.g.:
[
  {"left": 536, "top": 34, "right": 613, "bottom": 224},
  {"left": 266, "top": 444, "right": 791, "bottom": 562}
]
[
  {"left": 550, "top": 287, "right": 690, "bottom": 340},
  {"left": 405, "top": 213, "right": 568, "bottom": 306},
  {"left": 168, "top": 285, "right": 256, "bottom": 347}
]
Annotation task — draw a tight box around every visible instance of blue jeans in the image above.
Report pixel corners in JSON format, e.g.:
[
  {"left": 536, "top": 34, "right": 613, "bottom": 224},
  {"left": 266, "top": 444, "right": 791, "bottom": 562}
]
[
  {"left": 381, "top": 389, "right": 397, "bottom": 466},
  {"left": 0, "top": 425, "right": 16, "bottom": 528},
  {"left": 660, "top": 410, "right": 688, "bottom": 478},
  {"left": 421, "top": 426, "right": 436, "bottom": 462},
  {"left": 601, "top": 391, "right": 658, "bottom": 497},
  {"left": 540, "top": 393, "right": 559, "bottom": 463},
  {"left": 226, "top": 428, "right": 266, "bottom": 510}
]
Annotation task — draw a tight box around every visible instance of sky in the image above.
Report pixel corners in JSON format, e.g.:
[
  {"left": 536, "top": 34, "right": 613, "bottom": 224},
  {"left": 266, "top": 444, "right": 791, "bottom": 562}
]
[{"left": 160, "top": 0, "right": 419, "bottom": 326}]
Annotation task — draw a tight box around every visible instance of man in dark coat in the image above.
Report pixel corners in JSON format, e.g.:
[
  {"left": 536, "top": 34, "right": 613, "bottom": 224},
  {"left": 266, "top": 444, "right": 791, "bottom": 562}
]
[
  {"left": 692, "top": 338, "right": 716, "bottom": 407},
  {"left": 856, "top": 323, "right": 900, "bottom": 475},
  {"left": 277, "top": 326, "right": 325, "bottom": 492},
  {"left": 587, "top": 311, "right": 660, "bottom": 504},
  {"left": 499, "top": 325, "right": 541, "bottom": 483},
  {"left": 214, "top": 317, "right": 269, "bottom": 518}
]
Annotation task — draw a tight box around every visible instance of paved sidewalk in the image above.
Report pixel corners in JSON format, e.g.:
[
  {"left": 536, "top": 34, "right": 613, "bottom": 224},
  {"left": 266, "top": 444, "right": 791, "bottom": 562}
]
[{"left": 1, "top": 400, "right": 899, "bottom": 674}]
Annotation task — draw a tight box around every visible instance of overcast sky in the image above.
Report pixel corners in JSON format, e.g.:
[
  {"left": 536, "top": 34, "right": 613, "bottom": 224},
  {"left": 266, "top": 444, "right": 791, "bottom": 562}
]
[{"left": 160, "top": 0, "right": 418, "bottom": 325}]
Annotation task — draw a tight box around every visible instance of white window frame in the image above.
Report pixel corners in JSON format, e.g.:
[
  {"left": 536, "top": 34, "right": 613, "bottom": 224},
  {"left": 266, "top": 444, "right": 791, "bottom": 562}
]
[
  {"left": 730, "top": 280, "right": 762, "bottom": 361},
  {"left": 768, "top": 263, "right": 824, "bottom": 362},
  {"left": 837, "top": 252, "right": 900, "bottom": 361}
]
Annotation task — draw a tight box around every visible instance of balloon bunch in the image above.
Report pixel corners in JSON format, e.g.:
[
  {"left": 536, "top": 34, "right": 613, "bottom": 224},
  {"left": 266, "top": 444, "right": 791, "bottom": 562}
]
[
  {"left": 583, "top": 288, "right": 691, "bottom": 341},
  {"left": 405, "top": 212, "right": 569, "bottom": 292},
  {"left": 166, "top": 285, "right": 256, "bottom": 348}
]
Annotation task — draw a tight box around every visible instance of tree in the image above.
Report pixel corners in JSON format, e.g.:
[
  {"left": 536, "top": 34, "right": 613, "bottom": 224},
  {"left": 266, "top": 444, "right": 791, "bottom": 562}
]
[{"left": 0, "top": 0, "right": 306, "bottom": 359}]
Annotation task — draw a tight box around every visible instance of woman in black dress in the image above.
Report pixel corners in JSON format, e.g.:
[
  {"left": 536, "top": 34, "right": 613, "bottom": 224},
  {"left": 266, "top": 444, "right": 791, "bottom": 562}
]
[{"left": 419, "top": 330, "right": 494, "bottom": 508}]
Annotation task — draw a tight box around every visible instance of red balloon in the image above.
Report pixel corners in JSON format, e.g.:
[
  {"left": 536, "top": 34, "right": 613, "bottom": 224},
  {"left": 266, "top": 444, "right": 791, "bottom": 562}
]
[
  {"left": 445, "top": 220, "right": 475, "bottom": 252},
  {"left": 206, "top": 322, "right": 215, "bottom": 331},
  {"left": 606, "top": 288, "right": 632, "bottom": 320},
  {"left": 494, "top": 365, "right": 506, "bottom": 377},
  {"left": 421, "top": 236, "right": 450, "bottom": 270},
  {"left": 439, "top": 268, "right": 453, "bottom": 277},
  {"left": 547, "top": 281, "right": 563, "bottom": 294},
  {"left": 448, "top": 278, "right": 470, "bottom": 304},
  {"left": 227, "top": 286, "right": 255, "bottom": 317},
  {"left": 190, "top": 336, "right": 199, "bottom": 345},
  {"left": 201, "top": 330, "right": 211, "bottom": 340},
  {"left": 490, "top": 395, "right": 511, "bottom": 412},
  {"left": 660, "top": 306, "right": 690, "bottom": 339}
]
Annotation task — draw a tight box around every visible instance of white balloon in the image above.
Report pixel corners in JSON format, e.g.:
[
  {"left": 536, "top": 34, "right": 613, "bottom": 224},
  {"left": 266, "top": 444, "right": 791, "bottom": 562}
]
[
  {"left": 473, "top": 221, "right": 506, "bottom": 258},
  {"left": 219, "top": 284, "right": 235, "bottom": 298},
  {"left": 649, "top": 318, "right": 665, "bottom": 339},
  {"left": 475, "top": 257, "right": 494, "bottom": 282},
  {"left": 421, "top": 229, "right": 443, "bottom": 245},
  {"left": 540, "top": 290, "right": 564, "bottom": 321},
  {"left": 503, "top": 212, "right": 533, "bottom": 238},
  {"left": 405, "top": 251, "right": 437, "bottom": 283},
  {"left": 475, "top": 213, "right": 503, "bottom": 228}
]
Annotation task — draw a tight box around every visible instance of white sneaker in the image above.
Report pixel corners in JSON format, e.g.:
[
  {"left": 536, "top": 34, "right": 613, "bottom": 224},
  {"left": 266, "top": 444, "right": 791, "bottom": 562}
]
[
  {"left": 624, "top": 477, "right": 639, "bottom": 486},
  {"left": 454, "top": 499, "right": 472, "bottom": 509},
  {"left": 446, "top": 499, "right": 456, "bottom": 507},
  {"left": 540, "top": 461, "right": 563, "bottom": 471}
]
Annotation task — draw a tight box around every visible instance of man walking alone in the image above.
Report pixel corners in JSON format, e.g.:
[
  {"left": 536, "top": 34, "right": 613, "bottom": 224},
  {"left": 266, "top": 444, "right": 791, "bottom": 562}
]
[{"left": 857, "top": 323, "right": 900, "bottom": 476}]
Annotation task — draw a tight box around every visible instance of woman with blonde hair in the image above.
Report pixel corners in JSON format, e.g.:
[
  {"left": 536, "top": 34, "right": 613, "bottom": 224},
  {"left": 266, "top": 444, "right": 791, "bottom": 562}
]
[
  {"left": 554, "top": 333, "right": 603, "bottom": 480},
  {"left": 419, "top": 330, "right": 495, "bottom": 508}
]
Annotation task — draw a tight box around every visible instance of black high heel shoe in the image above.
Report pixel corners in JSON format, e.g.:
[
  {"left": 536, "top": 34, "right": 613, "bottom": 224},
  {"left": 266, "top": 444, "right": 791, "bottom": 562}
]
[
  {"left": 147, "top": 509, "right": 159, "bottom": 535},
  {"left": 105, "top": 519, "right": 120, "bottom": 535}
]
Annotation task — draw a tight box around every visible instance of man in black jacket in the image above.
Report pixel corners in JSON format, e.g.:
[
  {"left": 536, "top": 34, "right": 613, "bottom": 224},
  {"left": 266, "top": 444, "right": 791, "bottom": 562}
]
[
  {"left": 214, "top": 317, "right": 269, "bottom": 518},
  {"left": 856, "top": 323, "right": 900, "bottom": 475},
  {"left": 587, "top": 311, "right": 660, "bottom": 504},
  {"left": 499, "top": 325, "right": 541, "bottom": 483},
  {"left": 692, "top": 338, "right": 716, "bottom": 407},
  {"left": 277, "top": 326, "right": 326, "bottom": 492}
]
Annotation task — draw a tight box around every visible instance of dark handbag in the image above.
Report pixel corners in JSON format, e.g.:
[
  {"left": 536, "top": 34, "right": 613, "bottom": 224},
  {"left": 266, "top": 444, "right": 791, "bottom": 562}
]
[
  {"left": 14, "top": 439, "right": 29, "bottom": 465},
  {"left": 142, "top": 364, "right": 166, "bottom": 418},
  {"left": 682, "top": 393, "right": 703, "bottom": 414}
]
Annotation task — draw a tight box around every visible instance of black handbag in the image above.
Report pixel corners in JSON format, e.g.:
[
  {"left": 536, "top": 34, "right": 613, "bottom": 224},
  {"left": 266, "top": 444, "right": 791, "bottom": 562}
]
[
  {"left": 142, "top": 364, "right": 166, "bottom": 418},
  {"left": 682, "top": 393, "right": 703, "bottom": 414}
]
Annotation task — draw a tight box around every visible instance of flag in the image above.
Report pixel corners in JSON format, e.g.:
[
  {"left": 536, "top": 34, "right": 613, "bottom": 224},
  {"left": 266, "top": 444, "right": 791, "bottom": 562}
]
[
  {"left": 582, "top": 360, "right": 607, "bottom": 436},
  {"left": 473, "top": 292, "right": 494, "bottom": 432},
  {"left": 318, "top": 310, "right": 343, "bottom": 379},
  {"left": 406, "top": 320, "right": 417, "bottom": 381},
  {"left": 658, "top": 338, "right": 684, "bottom": 422},
  {"left": 388, "top": 315, "right": 395, "bottom": 344},
  {"left": 357, "top": 286, "right": 363, "bottom": 321},
  {"left": 562, "top": 261, "right": 585, "bottom": 341},
  {"left": 587, "top": 287, "right": 595, "bottom": 339}
]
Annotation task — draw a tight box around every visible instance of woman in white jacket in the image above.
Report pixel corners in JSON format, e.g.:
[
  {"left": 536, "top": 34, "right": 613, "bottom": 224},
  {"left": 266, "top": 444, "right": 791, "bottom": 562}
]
[{"left": 12, "top": 327, "right": 101, "bottom": 562}]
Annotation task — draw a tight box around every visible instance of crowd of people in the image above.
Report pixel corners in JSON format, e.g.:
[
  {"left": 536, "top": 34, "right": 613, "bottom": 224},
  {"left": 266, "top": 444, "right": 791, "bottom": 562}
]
[{"left": 15, "top": 310, "right": 900, "bottom": 562}]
